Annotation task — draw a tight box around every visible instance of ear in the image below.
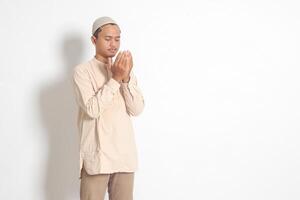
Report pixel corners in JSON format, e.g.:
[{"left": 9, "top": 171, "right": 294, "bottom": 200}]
[{"left": 91, "top": 36, "right": 96, "bottom": 45}]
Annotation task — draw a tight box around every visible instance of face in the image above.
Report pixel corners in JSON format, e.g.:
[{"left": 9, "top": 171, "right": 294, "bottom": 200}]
[{"left": 91, "top": 24, "right": 121, "bottom": 58}]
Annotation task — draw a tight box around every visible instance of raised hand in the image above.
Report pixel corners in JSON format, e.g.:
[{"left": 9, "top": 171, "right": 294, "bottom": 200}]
[
  {"left": 122, "top": 51, "right": 133, "bottom": 82},
  {"left": 110, "top": 51, "right": 126, "bottom": 82},
  {"left": 110, "top": 50, "right": 133, "bottom": 82}
]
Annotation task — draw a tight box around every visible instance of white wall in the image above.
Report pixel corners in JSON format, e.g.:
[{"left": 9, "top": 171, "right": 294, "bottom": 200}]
[{"left": 1, "top": 0, "right": 300, "bottom": 199}]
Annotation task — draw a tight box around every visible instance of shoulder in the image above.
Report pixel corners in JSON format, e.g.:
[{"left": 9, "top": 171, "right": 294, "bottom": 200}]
[
  {"left": 73, "top": 60, "right": 91, "bottom": 74},
  {"left": 73, "top": 58, "right": 97, "bottom": 78},
  {"left": 72, "top": 60, "right": 95, "bottom": 84}
]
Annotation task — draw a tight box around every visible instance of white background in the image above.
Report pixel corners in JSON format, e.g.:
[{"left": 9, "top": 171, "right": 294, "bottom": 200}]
[{"left": 1, "top": 0, "right": 300, "bottom": 199}]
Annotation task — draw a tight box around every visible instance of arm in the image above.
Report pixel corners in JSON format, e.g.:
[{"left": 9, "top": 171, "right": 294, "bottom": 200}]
[
  {"left": 120, "top": 71, "right": 145, "bottom": 116},
  {"left": 72, "top": 67, "right": 120, "bottom": 119}
]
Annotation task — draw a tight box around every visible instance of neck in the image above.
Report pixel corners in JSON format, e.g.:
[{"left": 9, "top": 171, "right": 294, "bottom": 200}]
[{"left": 95, "top": 53, "right": 108, "bottom": 64}]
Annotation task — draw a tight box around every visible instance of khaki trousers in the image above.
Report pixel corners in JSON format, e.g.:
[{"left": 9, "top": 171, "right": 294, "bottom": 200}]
[{"left": 80, "top": 166, "right": 135, "bottom": 200}]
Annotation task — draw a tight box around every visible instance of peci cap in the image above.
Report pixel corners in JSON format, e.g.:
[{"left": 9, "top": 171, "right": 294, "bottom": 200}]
[{"left": 92, "top": 16, "right": 119, "bottom": 35}]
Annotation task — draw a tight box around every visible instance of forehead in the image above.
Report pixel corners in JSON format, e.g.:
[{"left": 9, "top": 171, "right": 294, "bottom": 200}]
[{"left": 100, "top": 24, "right": 121, "bottom": 37}]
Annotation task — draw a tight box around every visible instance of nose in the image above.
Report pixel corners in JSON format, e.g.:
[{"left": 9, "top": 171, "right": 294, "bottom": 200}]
[{"left": 110, "top": 40, "right": 117, "bottom": 48}]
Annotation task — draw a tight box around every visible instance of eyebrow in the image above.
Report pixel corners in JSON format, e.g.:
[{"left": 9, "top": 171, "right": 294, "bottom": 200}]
[{"left": 104, "top": 35, "right": 120, "bottom": 38}]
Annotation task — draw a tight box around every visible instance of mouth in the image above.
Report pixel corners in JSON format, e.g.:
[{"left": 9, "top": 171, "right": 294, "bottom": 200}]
[{"left": 108, "top": 49, "right": 116, "bottom": 53}]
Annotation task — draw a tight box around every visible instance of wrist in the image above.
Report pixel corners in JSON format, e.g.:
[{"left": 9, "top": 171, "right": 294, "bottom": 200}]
[
  {"left": 122, "top": 78, "right": 130, "bottom": 83},
  {"left": 122, "top": 76, "right": 130, "bottom": 83},
  {"left": 112, "top": 76, "right": 122, "bottom": 83}
]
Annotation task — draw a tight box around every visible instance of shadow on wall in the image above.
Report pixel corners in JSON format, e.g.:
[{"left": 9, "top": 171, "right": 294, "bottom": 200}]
[{"left": 39, "top": 32, "right": 85, "bottom": 200}]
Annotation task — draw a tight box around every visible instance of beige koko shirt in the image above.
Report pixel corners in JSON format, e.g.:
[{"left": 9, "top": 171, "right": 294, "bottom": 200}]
[{"left": 72, "top": 57, "right": 144, "bottom": 178}]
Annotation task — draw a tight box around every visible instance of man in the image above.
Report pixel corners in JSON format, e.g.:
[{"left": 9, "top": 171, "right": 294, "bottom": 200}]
[{"left": 72, "top": 16, "right": 145, "bottom": 200}]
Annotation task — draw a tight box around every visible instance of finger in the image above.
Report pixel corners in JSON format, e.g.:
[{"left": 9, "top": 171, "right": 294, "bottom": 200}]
[
  {"left": 114, "top": 51, "right": 123, "bottom": 66},
  {"left": 117, "top": 51, "right": 126, "bottom": 67},
  {"left": 128, "top": 51, "right": 133, "bottom": 69},
  {"left": 124, "top": 52, "right": 129, "bottom": 69},
  {"left": 126, "top": 51, "right": 133, "bottom": 70},
  {"left": 119, "top": 51, "right": 127, "bottom": 68},
  {"left": 107, "top": 57, "right": 112, "bottom": 69}
]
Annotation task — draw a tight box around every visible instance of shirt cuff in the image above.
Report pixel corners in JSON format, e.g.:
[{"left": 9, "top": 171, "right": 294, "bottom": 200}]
[{"left": 121, "top": 76, "right": 133, "bottom": 87}]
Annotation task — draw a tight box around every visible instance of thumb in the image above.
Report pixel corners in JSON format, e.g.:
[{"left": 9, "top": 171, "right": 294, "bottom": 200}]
[{"left": 107, "top": 57, "right": 112, "bottom": 69}]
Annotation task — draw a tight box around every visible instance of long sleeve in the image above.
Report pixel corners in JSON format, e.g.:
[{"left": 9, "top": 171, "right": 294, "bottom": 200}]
[
  {"left": 120, "top": 72, "right": 145, "bottom": 116},
  {"left": 72, "top": 67, "right": 120, "bottom": 119}
]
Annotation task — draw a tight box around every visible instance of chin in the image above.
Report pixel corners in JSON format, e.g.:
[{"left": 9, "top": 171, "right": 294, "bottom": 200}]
[{"left": 106, "top": 52, "right": 117, "bottom": 58}]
